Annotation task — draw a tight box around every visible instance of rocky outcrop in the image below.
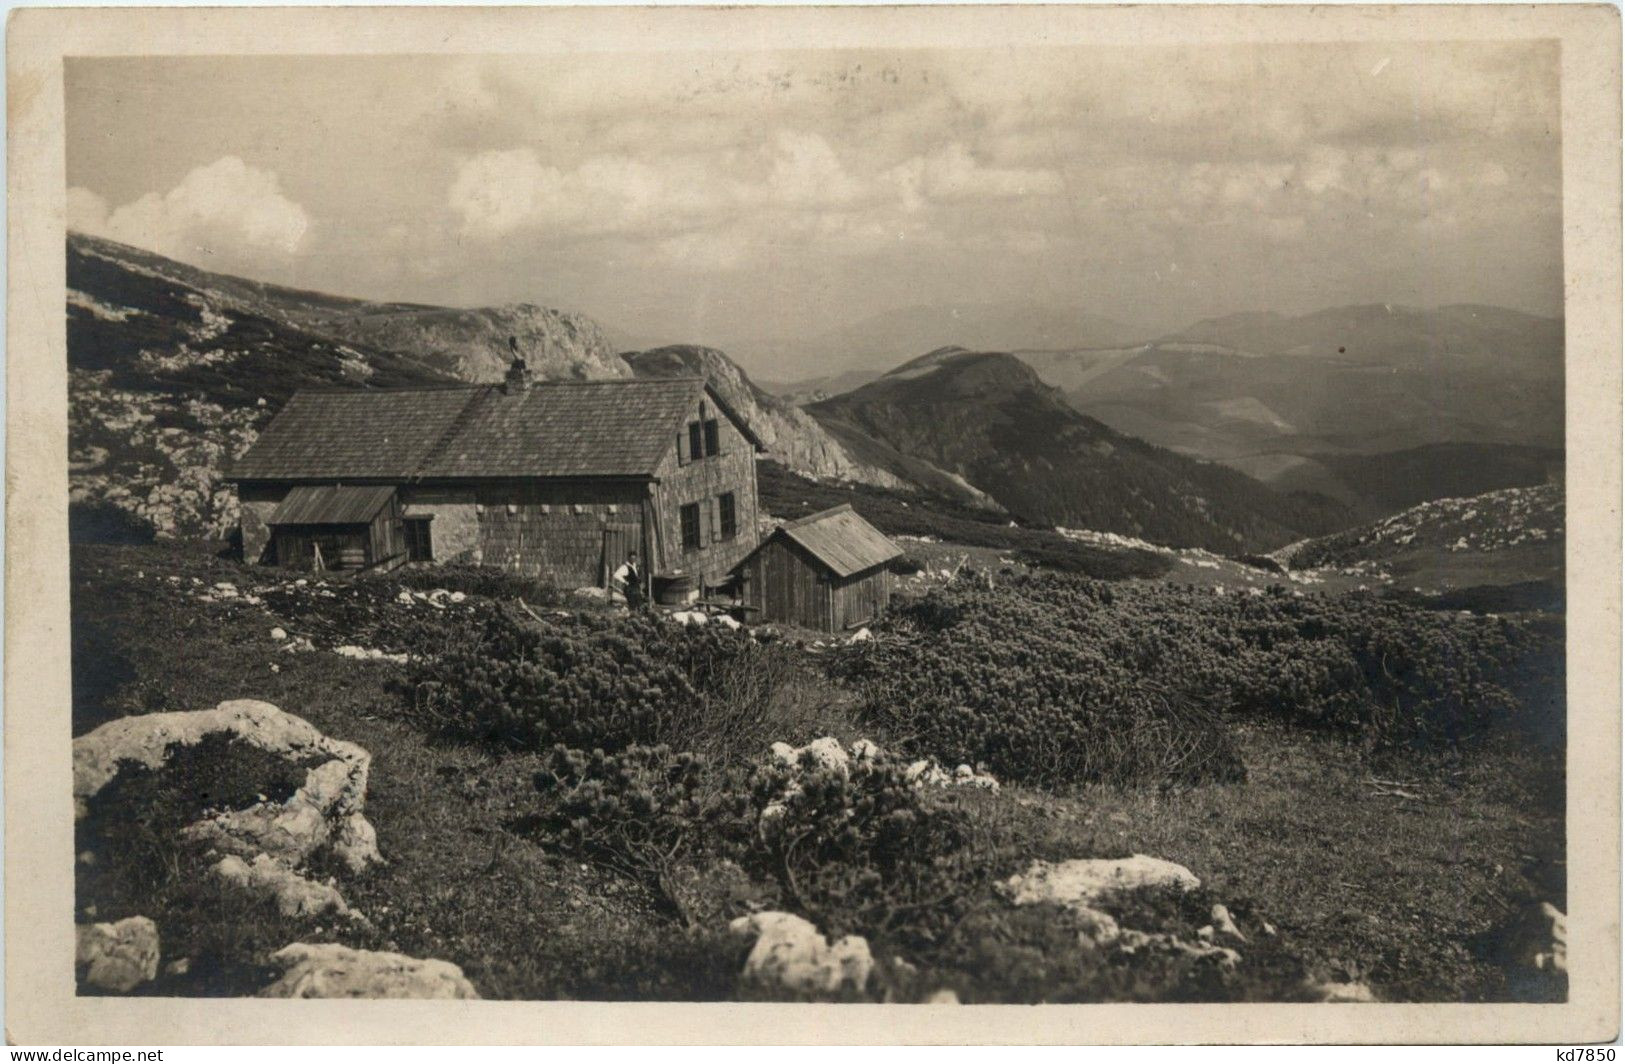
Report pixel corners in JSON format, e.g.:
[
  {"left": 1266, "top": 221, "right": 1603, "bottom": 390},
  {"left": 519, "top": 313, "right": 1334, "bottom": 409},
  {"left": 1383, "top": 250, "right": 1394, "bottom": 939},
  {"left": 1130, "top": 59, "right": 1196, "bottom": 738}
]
[
  {"left": 213, "top": 854, "right": 354, "bottom": 920},
  {"left": 76, "top": 916, "right": 160, "bottom": 993},
  {"left": 315, "top": 303, "right": 627, "bottom": 385},
  {"left": 1004, "top": 856, "right": 1202, "bottom": 909},
  {"left": 1003, "top": 855, "right": 1240, "bottom": 969},
  {"left": 73, "top": 699, "right": 380, "bottom": 875},
  {"left": 729, "top": 911, "right": 873, "bottom": 996},
  {"left": 258, "top": 943, "right": 480, "bottom": 999},
  {"left": 624, "top": 345, "right": 913, "bottom": 489}
]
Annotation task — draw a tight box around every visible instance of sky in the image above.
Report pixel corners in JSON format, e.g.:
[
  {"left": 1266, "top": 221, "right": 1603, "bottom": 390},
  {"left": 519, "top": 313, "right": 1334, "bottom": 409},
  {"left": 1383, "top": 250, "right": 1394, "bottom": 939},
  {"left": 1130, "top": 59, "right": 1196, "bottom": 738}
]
[{"left": 66, "top": 42, "right": 1562, "bottom": 364}]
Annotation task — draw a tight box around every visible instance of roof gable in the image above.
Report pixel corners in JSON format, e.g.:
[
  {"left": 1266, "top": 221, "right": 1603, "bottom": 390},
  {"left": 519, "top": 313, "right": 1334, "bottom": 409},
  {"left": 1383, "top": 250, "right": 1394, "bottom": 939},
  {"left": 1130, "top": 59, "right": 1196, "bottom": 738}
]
[{"left": 776, "top": 504, "right": 903, "bottom": 578}]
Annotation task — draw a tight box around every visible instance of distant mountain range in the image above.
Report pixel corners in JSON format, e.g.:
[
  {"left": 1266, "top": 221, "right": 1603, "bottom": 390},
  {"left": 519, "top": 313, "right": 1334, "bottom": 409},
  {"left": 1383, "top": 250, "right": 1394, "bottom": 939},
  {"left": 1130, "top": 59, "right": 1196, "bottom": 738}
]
[
  {"left": 67, "top": 231, "right": 1563, "bottom": 564},
  {"left": 735, "top": 302, "right": 1143, "bottom": 382},
  {"left": 808, "top": 347, "right": 1353, "bottom": 553}
]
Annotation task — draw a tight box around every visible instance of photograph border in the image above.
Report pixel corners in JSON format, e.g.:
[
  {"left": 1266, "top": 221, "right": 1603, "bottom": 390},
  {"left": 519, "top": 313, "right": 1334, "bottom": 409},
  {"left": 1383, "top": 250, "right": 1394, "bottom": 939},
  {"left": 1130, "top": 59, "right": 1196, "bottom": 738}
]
[{"left": 7, "top": 3, "right": 1620, "bottom": 1045}]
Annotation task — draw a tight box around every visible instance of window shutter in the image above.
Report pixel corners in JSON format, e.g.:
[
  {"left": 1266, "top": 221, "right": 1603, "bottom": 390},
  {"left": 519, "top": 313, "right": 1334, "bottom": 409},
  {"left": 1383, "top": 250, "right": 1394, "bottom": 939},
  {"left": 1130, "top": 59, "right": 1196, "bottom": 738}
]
[
  {"left": 704, "top": 419, "right": 721, "bottom": 457},
  {"left": 707, "top": 496, "right": 719, "bottom": 544}
]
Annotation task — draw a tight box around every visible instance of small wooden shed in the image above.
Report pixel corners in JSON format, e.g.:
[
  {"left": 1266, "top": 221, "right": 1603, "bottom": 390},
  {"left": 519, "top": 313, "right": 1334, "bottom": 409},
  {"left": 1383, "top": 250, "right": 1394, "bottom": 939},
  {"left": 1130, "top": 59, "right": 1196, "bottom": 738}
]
[
  {"left": 735, "top": 504, "right": 903, "bottom": 632},
  {"left": 266, "top": 483, "right": 404, "bottom": 572}
]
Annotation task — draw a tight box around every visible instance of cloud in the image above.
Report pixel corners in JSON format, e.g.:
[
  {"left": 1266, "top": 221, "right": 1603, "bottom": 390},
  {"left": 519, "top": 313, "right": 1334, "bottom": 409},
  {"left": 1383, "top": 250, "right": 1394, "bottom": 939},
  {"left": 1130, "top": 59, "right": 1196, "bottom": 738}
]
[
  {"left": 69, "top": 156, "right": 309, "bottom": 260},
  {"left": 887, "top": 144, "right": 1062, "bottom": 212},
  {"left": 449, "top": 132, "right": 1062, "bottom": 254}
]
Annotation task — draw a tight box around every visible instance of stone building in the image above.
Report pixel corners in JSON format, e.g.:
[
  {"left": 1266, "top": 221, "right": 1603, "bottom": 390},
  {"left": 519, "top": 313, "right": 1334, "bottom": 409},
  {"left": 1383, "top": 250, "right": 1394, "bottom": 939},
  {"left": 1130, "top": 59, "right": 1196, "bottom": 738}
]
[{"left": 226, "top": 359, "right": 764, "bottom": 592}]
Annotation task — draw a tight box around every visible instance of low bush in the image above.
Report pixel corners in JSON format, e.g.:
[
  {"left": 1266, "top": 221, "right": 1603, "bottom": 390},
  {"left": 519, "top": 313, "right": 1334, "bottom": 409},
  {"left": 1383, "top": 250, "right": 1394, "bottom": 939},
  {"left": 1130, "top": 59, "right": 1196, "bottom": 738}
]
[
  {"left": 405, "top": 608, "right": 818, "bottom": 759},
  {"left": 747, "top": 754, "right": 988, "bottom": 947},
  {"left": 834, "top": 574, "right": 1562, "bottom": 785},
  {"left": 524, "top": 739, "right": 993, "bottom": 955},
  {"left": 70, "top": 500, "right": 156, "bottom": 545},
  {"left": 529, "top": 744, "right": 753, "bottom": 921}
]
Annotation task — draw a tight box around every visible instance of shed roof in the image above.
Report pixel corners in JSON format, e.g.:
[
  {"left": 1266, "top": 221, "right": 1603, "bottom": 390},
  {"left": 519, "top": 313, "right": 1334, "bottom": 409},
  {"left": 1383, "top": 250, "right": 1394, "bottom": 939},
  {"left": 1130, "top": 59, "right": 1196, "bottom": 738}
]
[
  {"left": 777, "top": 504, "right": 903, "bottom": 578},
  {"left": 268, "top": 484, "right": 397, "bottom": 526},
  {"left": 227, "top": 377, "right": 764, "bottom": 482}
]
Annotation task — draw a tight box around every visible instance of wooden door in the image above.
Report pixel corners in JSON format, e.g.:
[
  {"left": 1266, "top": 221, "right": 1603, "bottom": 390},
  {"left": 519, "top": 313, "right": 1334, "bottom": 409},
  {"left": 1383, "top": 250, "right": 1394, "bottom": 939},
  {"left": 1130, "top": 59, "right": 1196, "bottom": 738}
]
[{"left": 602, "top": 526, "right": 634, "bottom": 589}]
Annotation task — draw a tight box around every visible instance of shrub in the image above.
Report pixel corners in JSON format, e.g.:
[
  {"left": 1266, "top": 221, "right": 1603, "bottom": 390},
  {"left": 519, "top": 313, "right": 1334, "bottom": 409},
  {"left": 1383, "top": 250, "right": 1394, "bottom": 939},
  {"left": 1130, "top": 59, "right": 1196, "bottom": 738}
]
[
  {"left": 836, "top": 582, "right": 1245, "bottom": 788},
  {"left": 745, "top": 754, "right": 988, "bottom": 946},
  {"left": 530, "top": 744, "right": 753, "bottom": 922},
  {"left": 70, "top": 500, "right": 156, "bottom": 545},
  {"left": 834, "top": 574, "right": 1561, "bottom": 785},
  {"left": 406, "top": 608, "right": 813, "bottom": 757}
]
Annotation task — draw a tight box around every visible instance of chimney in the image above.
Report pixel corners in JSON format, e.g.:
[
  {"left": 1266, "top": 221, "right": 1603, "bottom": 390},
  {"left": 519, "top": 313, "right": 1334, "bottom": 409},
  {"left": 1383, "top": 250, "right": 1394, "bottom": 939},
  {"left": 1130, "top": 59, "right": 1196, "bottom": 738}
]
[{"left": 503, "top": 335, "right": 531, "bottom": 393}]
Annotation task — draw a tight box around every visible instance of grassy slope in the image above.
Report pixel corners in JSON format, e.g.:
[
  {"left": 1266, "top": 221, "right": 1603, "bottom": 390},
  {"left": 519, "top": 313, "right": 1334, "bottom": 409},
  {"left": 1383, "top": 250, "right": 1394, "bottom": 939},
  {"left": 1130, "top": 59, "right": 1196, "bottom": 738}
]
[{"left": 74, "top": 542, "right": 1563, "bottom": 1002}]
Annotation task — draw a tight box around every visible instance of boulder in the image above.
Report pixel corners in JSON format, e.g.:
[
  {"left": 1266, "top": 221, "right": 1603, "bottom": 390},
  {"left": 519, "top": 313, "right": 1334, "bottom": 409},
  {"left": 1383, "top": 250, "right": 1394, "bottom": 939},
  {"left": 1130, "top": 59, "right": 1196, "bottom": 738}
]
[
  {"left": 333, "top": 645, "right": 408, "bottom": 665},
  {"left": 259, "top": 943, "right": 479, "bottom": 999},
  {"left": 1311, "top": 980, "right": 1377, "bottom": 1003},
  {"left": 1210, "top": 903, "right": 1247, "bottom": 942},
  {"left": 74, "top": 699, "right": 382, "bottom": 875},
  {"left": 76, "top": 916, "right": 160, "bottom": 993},
  {"left": 213, "top": 854, "right": 352, "bottom": 920},
  {"left": 1004, "top": 856, "right": 1201, "bottom": 912},
  {"left": 769, "top": 736, "right": 851, "bottom": 778},
  {"left": 730, "top": 911, "right": 873, "bottom": 996}
]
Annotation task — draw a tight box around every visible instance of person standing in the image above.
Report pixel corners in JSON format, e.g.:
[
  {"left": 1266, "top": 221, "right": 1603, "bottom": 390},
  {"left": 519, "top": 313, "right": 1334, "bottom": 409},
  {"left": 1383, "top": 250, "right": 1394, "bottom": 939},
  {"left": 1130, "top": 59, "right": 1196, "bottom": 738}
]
[{"left": 612, "top": 551, "right": 644, "bottom": 610}]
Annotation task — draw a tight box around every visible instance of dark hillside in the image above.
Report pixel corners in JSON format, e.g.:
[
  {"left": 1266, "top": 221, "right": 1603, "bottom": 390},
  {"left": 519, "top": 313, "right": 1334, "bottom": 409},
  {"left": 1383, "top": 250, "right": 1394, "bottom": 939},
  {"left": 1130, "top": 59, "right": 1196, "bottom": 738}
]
[{"left": 810, "top": 350, "right": 1351, "bottom": 553}]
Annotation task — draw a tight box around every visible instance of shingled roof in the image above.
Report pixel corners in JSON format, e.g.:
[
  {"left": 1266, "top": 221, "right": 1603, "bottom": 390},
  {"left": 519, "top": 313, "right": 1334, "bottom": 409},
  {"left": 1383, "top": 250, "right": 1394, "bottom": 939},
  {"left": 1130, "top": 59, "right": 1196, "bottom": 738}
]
[
  {"left": 774, "top": 504, "right": 902, "bottom": 578},
  {"left": 227, "top": 378, "right": 762, "bottom": 482}
]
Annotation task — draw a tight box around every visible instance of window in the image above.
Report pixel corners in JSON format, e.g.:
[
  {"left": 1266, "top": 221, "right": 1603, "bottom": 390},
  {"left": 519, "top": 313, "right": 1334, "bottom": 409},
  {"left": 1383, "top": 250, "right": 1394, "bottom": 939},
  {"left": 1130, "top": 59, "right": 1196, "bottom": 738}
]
[
  {"left": 403, "top": 517, "right": 433, "bottom": 562},
  {"left": 688, "top": 422, "right": 704, "bottom": 463},
  {"left": 704, "top": 418, "right": 721, "bottom": 457},
  {"left": 680, "top": 502, "right": 702, "bottom": 552},
  {"left": 718, "top": 492, "right": 737, "bottom": 540}
]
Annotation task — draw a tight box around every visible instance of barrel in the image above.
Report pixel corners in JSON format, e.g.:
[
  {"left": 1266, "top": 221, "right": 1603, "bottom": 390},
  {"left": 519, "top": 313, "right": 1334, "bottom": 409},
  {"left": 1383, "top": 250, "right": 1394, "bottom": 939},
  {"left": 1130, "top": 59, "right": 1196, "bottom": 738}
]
[{"left": 655, "top": 573, "right": 698, "bottom": 605}]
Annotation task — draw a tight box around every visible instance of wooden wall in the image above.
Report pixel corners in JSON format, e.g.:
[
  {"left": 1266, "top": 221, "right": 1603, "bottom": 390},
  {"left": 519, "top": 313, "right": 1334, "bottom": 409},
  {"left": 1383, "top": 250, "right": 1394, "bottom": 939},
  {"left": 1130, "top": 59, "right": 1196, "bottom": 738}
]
[
  {"left": 740, "top": 535, "right": 893, "bottom": 631},
  {"left": 740, "top": 536, "right": 830, "bottom": 630},
  {"left": 831, "top": 566, "right": 891, "bottom": 630},
  {"left": 469, "top": 480, "right": 648, "bottom": 588},
  {"left": 650, "top": 397, "right": 760, "bottom": 586}
]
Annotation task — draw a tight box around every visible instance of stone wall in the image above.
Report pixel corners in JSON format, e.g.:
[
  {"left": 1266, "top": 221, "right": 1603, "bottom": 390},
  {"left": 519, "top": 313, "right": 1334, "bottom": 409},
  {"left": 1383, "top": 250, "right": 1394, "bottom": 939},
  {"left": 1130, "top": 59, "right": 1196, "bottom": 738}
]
[
  {"left": 401, "top": 490, "right": 480, "bottom": 564},
  {"left": 238, "top": 483, "right": 286, "bottom": 564},
  {"left": 651, "top": 397, "right": 761, "bottom": 585}
]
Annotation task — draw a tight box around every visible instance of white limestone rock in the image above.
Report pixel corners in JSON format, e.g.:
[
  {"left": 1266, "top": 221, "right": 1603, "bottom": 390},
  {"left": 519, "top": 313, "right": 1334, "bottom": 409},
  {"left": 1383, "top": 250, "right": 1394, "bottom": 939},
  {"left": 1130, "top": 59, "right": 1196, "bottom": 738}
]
[
  {"left": 259, "top": 943, "right": 479, "bottom": 999},
  {"left": 729, "top": 911, "right": 873, "bottom": 996},
  {"left": 74, "top": 699, "right": 381, "bottom": 874},
  {"left": 1004, "top": 855, "right": 1201, "bottom": 912},
  {"left": 76, "top": 916, "right": 160, "bottom": 993},
  {"left": 213, "top": 854, "right": 352, "bottom": 920}
]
